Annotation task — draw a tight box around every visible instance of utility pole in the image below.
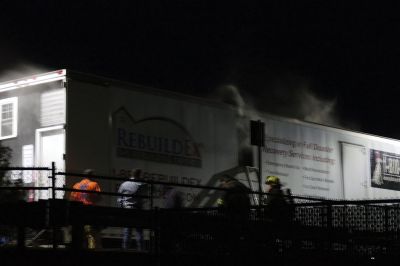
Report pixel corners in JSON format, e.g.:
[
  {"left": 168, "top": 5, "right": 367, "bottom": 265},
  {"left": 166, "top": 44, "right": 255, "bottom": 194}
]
[{"left": 250, "top": 120, "right": 265, "bottom": 206}]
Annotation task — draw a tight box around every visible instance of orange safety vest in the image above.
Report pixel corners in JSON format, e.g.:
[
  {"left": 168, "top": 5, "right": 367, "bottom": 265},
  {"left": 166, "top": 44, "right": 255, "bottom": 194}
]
[{"left": 70, "top": 178, "right": 101, "bottom": 205}]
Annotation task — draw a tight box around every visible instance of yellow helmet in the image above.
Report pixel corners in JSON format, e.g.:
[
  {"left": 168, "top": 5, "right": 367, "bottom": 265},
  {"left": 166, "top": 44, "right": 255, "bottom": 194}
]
[{"left": 265, "top": 175, "right": 280, "bottom": 185}]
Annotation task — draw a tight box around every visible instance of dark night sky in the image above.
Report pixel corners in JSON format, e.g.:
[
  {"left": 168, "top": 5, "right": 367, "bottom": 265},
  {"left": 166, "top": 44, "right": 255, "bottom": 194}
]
[{"left": 1, "top": 1, "right": 400, "bottom": 139}]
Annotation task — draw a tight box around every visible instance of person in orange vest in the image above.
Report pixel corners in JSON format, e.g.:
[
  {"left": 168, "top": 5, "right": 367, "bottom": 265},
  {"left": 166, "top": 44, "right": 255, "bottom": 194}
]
[
  {"left": 70, "top": 169, "right": 101, "bottom": 205},
  {"left": 70, "top": 169, "right": 102, "bottom": 249}
]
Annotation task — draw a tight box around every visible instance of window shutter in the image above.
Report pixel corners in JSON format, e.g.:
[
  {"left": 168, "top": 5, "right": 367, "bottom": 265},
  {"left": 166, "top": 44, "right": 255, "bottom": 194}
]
[
  {"left": 40, "top": 89, "right": 66, "bottom": 127},
  {"left": 1, "top": 103, "right": 14, "bottom": 137}
]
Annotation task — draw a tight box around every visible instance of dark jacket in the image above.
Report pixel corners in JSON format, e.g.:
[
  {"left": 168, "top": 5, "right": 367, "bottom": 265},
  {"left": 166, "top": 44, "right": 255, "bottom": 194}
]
[
  {"left": 221, "top": 179, "right": 251, "bottom": 219},
  {"left": 164, "top": 188, "right": 184, "bottom": 209},
  {"left": 264, "top": 185, "right": 290, "bottom": 224}
]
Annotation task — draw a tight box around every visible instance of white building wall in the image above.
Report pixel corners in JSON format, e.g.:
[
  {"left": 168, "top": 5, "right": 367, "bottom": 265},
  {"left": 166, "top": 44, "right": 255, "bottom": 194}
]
[{"left": 66, "top": 77, "right": 238, "bottom": 207}]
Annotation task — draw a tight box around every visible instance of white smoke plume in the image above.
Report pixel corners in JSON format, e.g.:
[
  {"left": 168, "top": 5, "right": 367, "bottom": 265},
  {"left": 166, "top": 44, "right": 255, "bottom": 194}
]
[
  {"left": 212, "top": 80, "right": 359, "bottom": 166},
  {"left": 296, "top": 87, "right": 339, "bottom": 127},
  {"left": 0, "top": 44, "right": 50, "bottom": 82},
  {"left": 0, "top": 63, "right": 50, "bottom": 82},
  {"left": 214, "top": 83, "right": 342, "bottom": 128},
  {"left": 214, "top": 85, "right": 259, "bottom": 166},
  {"left": 213, "top": 79, "right": 354, "bottom": 130},
  {"left": 301, "top": 90, "right": 338, "bottom": 126}
]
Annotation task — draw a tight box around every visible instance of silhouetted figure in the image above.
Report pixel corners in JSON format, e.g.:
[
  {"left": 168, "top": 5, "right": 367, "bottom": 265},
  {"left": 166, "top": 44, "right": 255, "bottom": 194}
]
[
  {"left": 263, "top": 175, "right": 291, "bottom": 227},
  {"left": 218, "top": 175, "right": 251, "bottom": 218},
  {"left": 164, "top": 186, "right": 183, "bottom": 209},
  {"left": 285, "top": 188, "right": 295, "bottom": 221},
  {"left": 160, "top": 186, "right": 184, "bottom": 253},
  {"left": 117, "top": 168, "right": 146, "bottom": 251},
  {"left": 217, "top": 175, "right": 251, "bottom": 254}
]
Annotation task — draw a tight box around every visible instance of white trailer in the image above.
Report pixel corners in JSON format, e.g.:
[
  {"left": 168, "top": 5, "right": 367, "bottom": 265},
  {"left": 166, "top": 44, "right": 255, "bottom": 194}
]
[
  {"left": 0, "top": 69, "right": 238, "bottom": 207},
  {"left": 256, "top": 114, "right": 400, "bottom": 200},
  {"left": 0, "top": 69, "right": 400, "bottom": 206}
]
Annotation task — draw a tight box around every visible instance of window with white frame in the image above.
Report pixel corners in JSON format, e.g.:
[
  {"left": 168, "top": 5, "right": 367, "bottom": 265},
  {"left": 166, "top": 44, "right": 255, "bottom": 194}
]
[{"left": 0, "top": 97, "right": 18, "bottom": 139}]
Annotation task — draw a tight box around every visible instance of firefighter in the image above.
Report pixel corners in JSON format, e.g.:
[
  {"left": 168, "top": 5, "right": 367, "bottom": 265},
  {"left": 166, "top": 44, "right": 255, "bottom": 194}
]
[
  {"left": 216, "top": 175, "right": 251, "bottom": 254},
  {"left": 217, "top": 175, "right": 251, "bottom": 217},
  {"left": 263, "top": 175, "right": 290, "bottom": 225}
]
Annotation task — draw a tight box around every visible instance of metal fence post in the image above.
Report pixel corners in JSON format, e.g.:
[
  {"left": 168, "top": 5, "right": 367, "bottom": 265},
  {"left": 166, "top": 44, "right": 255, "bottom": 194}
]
[
  {"left": 150, "top": 181, "right": 154, "bottom": 210},
  {"left": 51, "top": 162, "right": 56, "bottom": 200},
  {"left": 51, "top": 162, "right": 57, "bottom": 249}
]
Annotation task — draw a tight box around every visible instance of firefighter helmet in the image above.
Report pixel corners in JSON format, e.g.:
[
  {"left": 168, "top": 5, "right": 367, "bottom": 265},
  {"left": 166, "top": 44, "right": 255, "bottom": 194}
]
[{"left": 265, "top": 175, "right": 280, "bottom": 185}]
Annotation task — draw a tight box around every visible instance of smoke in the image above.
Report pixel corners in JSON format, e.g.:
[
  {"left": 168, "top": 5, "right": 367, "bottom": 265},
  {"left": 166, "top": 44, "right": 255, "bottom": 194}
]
[
  {"left": 214, "top": 78, "right": 353, "bottom": 129},
  {"left": 294, "top": 86, "right": 339, "bottom": 127},
  {"left": 0, "top": 63, "right": 50, "bottom": 82},
  {"left": 214, "top": 85, "right": 258, "bottom": 166},
  {"left": 212, "top": 78, "right": 358, "bottom": 166},
  {"left": 0, "top": 44, "right": 45, "bottom": 81},
  {"left": 250, "top": 80, "right": 341, "bottom": 127},
  {"left": 301, "top": 89, "right": 338, "bottom": 126}
]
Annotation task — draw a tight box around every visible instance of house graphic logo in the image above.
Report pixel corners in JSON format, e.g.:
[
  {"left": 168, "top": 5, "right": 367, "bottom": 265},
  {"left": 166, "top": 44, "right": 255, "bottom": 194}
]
[{"left": 112, "top": 107, "right": 202, "bottom": 167}]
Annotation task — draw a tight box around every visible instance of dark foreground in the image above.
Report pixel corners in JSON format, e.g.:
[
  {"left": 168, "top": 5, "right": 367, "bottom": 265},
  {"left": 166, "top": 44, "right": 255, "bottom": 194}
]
[
  {"left": 2, "top": 199, "right": 400, "bottom": 265},
  {"left": 1, "top": 248, "right": 399, "bottom": 266}
]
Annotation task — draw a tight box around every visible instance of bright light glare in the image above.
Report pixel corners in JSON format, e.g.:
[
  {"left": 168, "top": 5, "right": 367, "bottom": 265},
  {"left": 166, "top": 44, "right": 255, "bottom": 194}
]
[{"left": 0, "top": 69, "right": 66, "bottom": 93}]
